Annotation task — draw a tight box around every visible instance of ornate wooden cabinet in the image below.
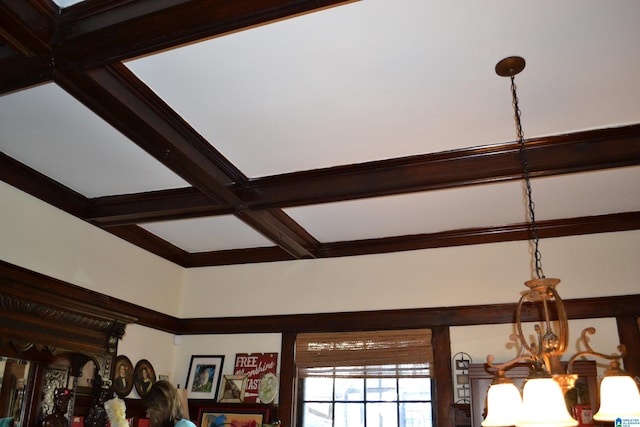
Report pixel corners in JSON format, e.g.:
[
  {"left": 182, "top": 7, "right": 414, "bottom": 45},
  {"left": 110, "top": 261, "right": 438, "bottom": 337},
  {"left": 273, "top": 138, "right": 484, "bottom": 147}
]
[{"left": 0, "top": 261, "right": 136, "bottom": 427}]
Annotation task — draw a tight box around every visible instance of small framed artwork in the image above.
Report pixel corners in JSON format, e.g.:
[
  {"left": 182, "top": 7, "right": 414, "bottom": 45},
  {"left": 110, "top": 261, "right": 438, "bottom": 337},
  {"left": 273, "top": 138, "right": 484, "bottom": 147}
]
[
  {"left": 186, "top": 355, "right": 225, "bottom": 400},
  {"left": 456, "top": 373, "right": 469, "bottom": 385},
  {"left": 218, "top": 375, "right": 248, "bottom": 403},
  {"left": 198, "top": 405, "right": 270, "bottom": 427},
  {"left": 111, "top": 355, "right": 134, "bottom": 397},
  {"left": 134, "top": 359, "right": 156, "bottom": 397},
  {"left": 455, "top": 359, "right": 469, "bottom": 370}
]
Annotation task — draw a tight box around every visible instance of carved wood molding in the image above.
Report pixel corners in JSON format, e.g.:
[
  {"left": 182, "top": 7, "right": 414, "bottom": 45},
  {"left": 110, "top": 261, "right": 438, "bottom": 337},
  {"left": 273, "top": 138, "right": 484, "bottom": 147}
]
[
  {"left": 0, "top": 262, "right": 136, "bottom": 356},
  {"left": 0, "top": 292, "right": 129, "bottom": 355}
]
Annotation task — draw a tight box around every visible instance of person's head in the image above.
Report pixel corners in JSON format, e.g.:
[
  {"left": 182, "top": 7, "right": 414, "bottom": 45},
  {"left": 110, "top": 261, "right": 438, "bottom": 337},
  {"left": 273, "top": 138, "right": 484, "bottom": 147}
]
[
  {"left": 141, "top": 380, "right": 184, "bottom": 427},
  {"left": 119, "top": 365, "right": 126, "bottom": 377},
  {"left": 142, "top": 367, "right": 149, "bottom": 380}
]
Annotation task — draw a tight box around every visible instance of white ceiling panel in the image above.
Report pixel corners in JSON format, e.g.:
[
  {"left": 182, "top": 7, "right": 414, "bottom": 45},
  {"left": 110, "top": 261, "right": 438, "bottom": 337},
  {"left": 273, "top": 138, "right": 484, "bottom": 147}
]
[
  {"left": 0, "top": 83, "right": 188, "bottom": 197},
  {"left": 126, "top": 0, "right": 640, "bottom": 178},
  {"left": 1, "top": 0, "right": 638, "bottom": 266},
  {"left": 139, "top": 215, "right": 274, "bottom": 252},
  {"left": 286, "top": 181, "right": 525, "bottom": 242},
  {"left": 51, "top": 0, "right": 85, "bottom": 7}
]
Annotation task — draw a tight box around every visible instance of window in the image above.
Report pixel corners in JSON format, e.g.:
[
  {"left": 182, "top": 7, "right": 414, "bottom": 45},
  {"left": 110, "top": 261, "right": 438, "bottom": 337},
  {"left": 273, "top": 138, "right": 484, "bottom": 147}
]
[{"left": 296, "top": 330, "right": 434, "bottom": 427}]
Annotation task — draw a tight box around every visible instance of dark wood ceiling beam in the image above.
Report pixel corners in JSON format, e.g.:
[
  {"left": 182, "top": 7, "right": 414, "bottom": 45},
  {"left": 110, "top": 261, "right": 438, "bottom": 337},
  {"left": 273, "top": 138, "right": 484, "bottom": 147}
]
[
  {"left": 87, "top": 187, "right": 233, "bottom": 226},
  {"left": 0, "top": 0, "right": 355, "bottom": 96},
  {"left": 98, "top": 211, "right": 640, "bottom": 267},
  {"left": 105, "top": 225, "right": 189, "bottom": 267},
  {"left": 235, "top": 208, "right": 319, "bottom": 258},
  {"left": 0, "top": 54, "right": 53, "bottom": 94},
  {"left": 0, "top": 0, "right": 57, "bottom": 56},
  {"left": 81, "top": 125, "right": 640, "bottom": 226},
  {"left": 0, "top": 0, "right": 57, "bottom": 94},
  {"left": 246, "top": 124, "right": 640, "bottom": 209},
  {"left": 54, "top": 64, "right": 316, "bottom": 259},
  {"left": 55, "top": 63, "right": 246, "bottom": 198},
  {"left": 56, "top": 0, "right": 355, "bottom": 67},
  {"left": 315, "top": 212, "right": 640, "bottom": 259},
  {"left": 187, "top": 246, "right": 294, "bottom": 267},
  {"left": 188, "top": 212, "right": 640, "bottom": 266}
]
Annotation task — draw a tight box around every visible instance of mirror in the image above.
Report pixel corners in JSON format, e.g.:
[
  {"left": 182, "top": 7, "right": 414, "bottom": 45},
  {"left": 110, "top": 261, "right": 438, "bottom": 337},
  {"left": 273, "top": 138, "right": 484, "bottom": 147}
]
[{"left": 0, "top": 357, "right": 31, "bottom": 427}]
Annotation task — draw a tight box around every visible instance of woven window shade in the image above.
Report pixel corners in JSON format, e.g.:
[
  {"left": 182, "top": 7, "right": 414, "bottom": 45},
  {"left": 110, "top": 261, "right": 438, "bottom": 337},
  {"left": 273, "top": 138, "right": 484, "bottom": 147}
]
[{"left": 296, "top": 329, "right": 433, "bottom": 378}]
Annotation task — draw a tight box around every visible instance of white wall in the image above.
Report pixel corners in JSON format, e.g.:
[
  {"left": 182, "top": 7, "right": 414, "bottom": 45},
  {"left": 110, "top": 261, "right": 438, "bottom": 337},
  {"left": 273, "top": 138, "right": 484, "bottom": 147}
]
[
  {"left": 182, "top": 230, "right": 640, "bottom": 317},
  {"left": 0, "top": 182, "right": 185, "bottom": 317},
  {"left": 3, "top": 182, "right": 639, "bottom": 400},
  {"left": 3, "top": 180, "right": 638, "bottom": 320}
]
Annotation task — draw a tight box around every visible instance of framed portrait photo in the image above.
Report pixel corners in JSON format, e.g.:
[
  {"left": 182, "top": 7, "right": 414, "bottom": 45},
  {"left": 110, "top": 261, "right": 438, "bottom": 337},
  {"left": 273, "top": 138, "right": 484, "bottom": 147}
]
[
  {"left": 198, "top": 405, "right": 269, "bottom": 427},
  {"left": 186, "top": 355, "right": 225, "bottom": 400},
  {"left": 218, "top": 375, "right": 247, "bottom": 403},
  {"left": 111, "top": 355, "right": 134, "bottom": 397},
  {"left": 134, "top": 359, "right": 157, "bottom": 397}
]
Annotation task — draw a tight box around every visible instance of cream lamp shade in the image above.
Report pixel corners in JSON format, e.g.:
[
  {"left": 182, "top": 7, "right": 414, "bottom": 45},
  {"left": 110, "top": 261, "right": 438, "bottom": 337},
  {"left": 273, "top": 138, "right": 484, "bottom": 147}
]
[
  {"left": 593, "top": 375, "right": 640, "bottom": 421},
  {"left": 517, "top": 378, "right": 578, "bottom": 427},
  {"left": 482, "top": 382, "right": 523, "bottom": 426}
]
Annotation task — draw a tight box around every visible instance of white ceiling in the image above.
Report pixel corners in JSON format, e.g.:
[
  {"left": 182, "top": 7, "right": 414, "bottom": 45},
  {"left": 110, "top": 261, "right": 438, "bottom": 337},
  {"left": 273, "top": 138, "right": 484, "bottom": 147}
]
[{"left": 1, "top": 0, "right": 639, "bottom": 256}]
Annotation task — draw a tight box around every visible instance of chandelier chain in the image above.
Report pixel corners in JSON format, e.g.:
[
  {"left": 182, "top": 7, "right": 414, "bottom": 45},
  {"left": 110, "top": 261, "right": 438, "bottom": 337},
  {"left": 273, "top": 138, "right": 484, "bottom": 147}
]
[{"left": 510, "top": 75, "right": 545, "bottom": 279}]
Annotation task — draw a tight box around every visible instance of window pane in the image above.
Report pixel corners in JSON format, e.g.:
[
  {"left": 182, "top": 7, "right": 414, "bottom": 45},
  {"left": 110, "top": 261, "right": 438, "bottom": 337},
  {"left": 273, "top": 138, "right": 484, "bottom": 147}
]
[
  {"left": 367, "top": 402, "right": 398, "bottom": 427},
  {"left": 366, "top": 378, "right": 398, "bottom": 401},
  {"left": 398, "top": 378, "right": 431, "bottom": 400},
  {"left": 400, "top": 402, "right": 432, "bottom": 427},
  {"left": 303, "top": 402, "right": 333, "bottom": 427},
  {"left": 335, "top": 378, "right": 364, "bottom": 401},
  {"left": 304, "top": 377, "right": 334, "bottom": 401},
  {"left": 335, "top": 403, "right": 364, "bottom": 427}
]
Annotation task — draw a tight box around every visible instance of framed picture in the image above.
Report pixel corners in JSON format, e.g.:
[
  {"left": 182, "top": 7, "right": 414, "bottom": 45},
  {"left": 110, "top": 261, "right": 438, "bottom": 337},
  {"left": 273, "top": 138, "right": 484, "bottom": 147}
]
[
  {"left": 218, "top": 375, "right": 247, "bottom": 403},
  {"left": 455, "top": 359, "right": 469, "bottom": 370},
  {"left": 233, "top": 352, "right": 278, "bottom": 403},
  {"left": 111, "top": 355, "right": 134, "bottom": 397},
  {"left": 456, "top": 373, "right": 469, "bottom": 385},
  {"left": 134, "top": 359, "right": 156, "bottom": 397},
  {"left": 198, "top": 405, "right": 270, "bottom": 427},
  {"left": 186, "top": 355, "right": 225, "bottom": 400}
]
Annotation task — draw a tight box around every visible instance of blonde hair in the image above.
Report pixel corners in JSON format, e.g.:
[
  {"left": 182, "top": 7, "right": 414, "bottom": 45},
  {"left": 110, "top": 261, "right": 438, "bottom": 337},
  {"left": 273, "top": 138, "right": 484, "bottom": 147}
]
[{"left": 141, "top": 380, "right": 184, "bottom": 427}]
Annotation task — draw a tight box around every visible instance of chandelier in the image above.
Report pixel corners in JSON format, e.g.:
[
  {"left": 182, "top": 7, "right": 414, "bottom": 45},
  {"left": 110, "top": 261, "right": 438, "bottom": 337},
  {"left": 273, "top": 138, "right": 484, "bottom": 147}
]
[{"left": 481, "top": 56, "right": 640, "bottom": 427}]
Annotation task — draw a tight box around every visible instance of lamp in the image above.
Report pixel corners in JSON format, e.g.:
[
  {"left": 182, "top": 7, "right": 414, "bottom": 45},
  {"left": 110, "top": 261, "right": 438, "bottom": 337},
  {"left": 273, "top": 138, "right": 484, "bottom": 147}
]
[{"left": 482, "top": 56, "right": 640, "bottom": 427}]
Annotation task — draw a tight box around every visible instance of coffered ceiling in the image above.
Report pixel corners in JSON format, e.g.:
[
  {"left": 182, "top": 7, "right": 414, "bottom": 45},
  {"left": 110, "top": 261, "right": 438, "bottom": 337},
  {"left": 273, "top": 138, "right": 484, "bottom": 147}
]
[{"left": 1, "top": 0, "right": 639, "bottom": 267}]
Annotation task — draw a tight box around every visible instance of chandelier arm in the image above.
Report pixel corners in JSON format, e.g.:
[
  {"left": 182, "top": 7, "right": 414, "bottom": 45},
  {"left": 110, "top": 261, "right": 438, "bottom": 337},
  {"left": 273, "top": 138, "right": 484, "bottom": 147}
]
[
  {"left": 566, "top": 329, "right": 627, "bottom": 374},
  {"left": 486, "top": 333, "right": 533, "bottom": 372}
]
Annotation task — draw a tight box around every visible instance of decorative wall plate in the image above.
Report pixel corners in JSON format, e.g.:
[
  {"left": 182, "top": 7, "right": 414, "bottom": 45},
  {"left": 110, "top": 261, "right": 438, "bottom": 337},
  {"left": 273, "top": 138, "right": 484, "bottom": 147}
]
[{"left": 258, "top": 373, "right": 278, "bottom": 404}]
